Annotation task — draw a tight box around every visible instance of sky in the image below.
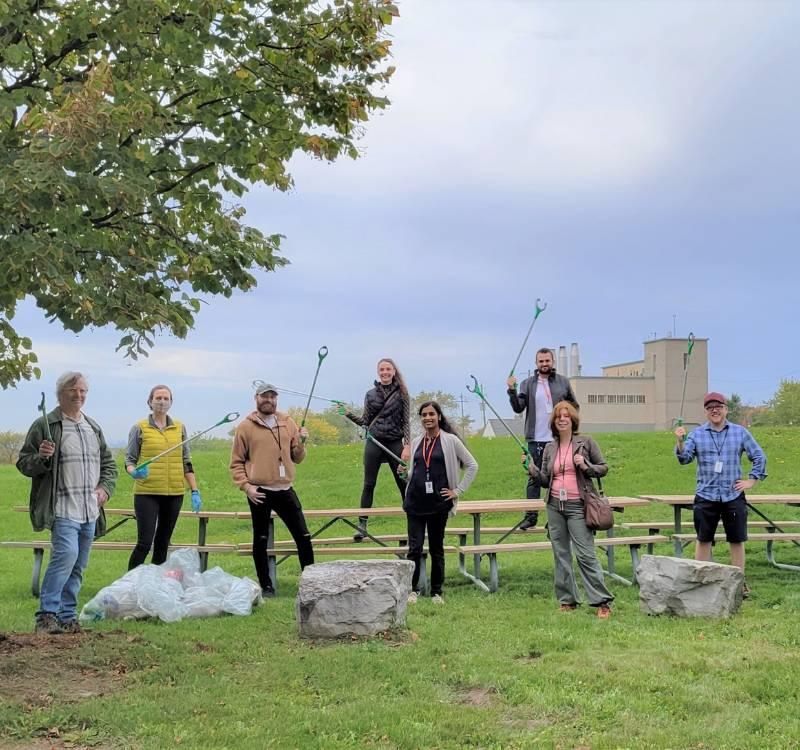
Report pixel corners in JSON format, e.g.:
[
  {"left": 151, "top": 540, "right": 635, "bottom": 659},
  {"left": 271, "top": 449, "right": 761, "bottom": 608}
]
[{"left": 3, "top": 0, "right": 799, "bottom": 443}]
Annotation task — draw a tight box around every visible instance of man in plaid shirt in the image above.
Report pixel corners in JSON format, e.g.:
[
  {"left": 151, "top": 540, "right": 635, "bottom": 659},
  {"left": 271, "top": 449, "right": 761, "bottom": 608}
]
[{"left": 674, "top": 391, "right": 767, "bottom": 592}]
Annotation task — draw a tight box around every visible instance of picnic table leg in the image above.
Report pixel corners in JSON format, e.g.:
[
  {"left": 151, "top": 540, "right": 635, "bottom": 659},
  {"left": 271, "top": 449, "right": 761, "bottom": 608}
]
[
  {"left": 198, "top": 517, "right": 209, "bottom": 572},
  {"left": 457, "top": 532, "right": 467, "bottom": 576},
  {"left": 488, "top": 553, "right": 499, "bottom": 593},
  {"left": 673, "top": 506, "right": 683, "bottom": 556},
  {"left": 472, "top": 514, "right": 482, "bottom": 581},
  {"left": 765, "top": 539, "right": 800, "bottom": 572},
  {"left": 31, "top": 547, "right": 44, "bottom": 598},
  {"left": 605, "top": 527, "right": 617, "bottom": 579}
]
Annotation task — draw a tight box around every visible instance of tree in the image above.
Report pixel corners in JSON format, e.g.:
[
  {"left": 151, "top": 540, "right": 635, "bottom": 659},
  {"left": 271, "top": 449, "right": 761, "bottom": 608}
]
[
  {"left": 0, "top": 430, "right": 24, "bottom": 463},
  {"left": 410, "top": 390, "right": 469, "bottom": 437},
  {"left": 726, "top": 393, "right": 744, "bottom": 425},
  {"left": 763, "top": 380, "right": 800, "bottom": 426},
  {"left": 0, "top": 1, "right": 398, "bottom": 387},
  {"left": 286, "top": 407, "right": 338, "bottom": 445},
  {"left": 319, "top": 402, "right": 361, "bottom": 444}
]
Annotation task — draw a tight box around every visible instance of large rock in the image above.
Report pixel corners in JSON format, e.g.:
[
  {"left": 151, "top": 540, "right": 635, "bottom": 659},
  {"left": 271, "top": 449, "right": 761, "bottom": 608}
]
[
  {"left": 637, "top": 555, "right": 744, "bottom": 618},
  {"left": 296, "top": 560, "right": 414, "bottom": 638}
]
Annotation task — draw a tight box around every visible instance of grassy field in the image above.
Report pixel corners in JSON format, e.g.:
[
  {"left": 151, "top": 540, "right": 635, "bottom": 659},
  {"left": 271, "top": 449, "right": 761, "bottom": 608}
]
[{"left": 2, "top": 428, "right": 800, "bottom": 749}]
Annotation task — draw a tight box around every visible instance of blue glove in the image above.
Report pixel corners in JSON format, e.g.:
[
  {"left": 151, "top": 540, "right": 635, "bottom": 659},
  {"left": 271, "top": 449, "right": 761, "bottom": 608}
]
[
  {"left": 130, "top": 465, "right": 149, "bottom": 480},
  {"left": 191, "top": 490, "right": 202, "bottom": 513}
]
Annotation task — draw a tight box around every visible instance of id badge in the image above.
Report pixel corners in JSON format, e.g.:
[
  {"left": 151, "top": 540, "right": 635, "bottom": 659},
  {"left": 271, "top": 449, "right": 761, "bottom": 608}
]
[
  {"left": 558, "top": 488, "right": 568, "bottom": 502},
  {"left": 425, "top": 481, "right": 434, "bottom": 494},
  {"left": 713, "top": 460, "right": 723, "bottom": 474},
  {"left": 279, "top": 463, "right": 286, "bottom": 479}
]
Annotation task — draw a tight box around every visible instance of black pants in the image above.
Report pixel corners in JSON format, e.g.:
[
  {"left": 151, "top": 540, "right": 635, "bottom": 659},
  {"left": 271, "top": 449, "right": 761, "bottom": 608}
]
[
  {"left": 526, "top": 440, "right": 549, "bottom": 500},
  {"left": 407, "top": 511, "right": 448, "bottom": 595},
  {"left": 248, "top": 488, "right": 314, "bottom": 590},
  {"left": 359, "top": 437, "right": 407, "bottom": 524},
  {"left": 128, "top": 493, "right": 183, "bottom": 569}
]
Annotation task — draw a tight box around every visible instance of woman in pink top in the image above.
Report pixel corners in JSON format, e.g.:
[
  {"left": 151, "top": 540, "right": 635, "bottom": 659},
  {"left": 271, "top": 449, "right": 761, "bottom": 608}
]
[{"left": 526, "top": 401, "right": 614, "bottom": 618}]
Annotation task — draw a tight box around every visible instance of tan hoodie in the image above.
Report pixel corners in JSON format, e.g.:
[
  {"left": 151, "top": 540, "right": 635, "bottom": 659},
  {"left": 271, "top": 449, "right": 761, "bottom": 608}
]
[{"left": 230, "top": 410, "right": 306, "bottom": 491}]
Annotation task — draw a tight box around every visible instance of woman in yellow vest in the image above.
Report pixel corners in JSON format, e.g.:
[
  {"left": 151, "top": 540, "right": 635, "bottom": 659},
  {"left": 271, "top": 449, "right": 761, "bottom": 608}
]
[{"left": 125, "top": 385, "right": 201, "bottom": 569}]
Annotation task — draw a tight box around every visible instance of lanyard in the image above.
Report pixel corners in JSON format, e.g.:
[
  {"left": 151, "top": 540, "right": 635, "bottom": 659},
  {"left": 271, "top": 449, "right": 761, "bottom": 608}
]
[
  {"left": 422, "top": 433, "right": 440, "bottom": 478},
  {"left": 538, "top": 376, "right": 552, "bottom": 408},
  {"left": 708, "top": 426, "right": 728, "bottom": 457},
  {"left": 557, "top": 439, "right": 572, "bottom": 478},
  {"left": 260, "top": 417, "right": 282, "bottom": 460}
]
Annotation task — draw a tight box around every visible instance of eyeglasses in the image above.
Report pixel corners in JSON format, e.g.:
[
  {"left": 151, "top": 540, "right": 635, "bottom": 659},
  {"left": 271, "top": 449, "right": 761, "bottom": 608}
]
[{"left": 704, "top": 403, "right": 725, "bottom": 411}]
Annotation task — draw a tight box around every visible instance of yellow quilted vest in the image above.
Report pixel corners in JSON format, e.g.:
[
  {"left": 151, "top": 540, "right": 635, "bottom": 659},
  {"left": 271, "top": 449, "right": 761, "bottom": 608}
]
[{"left": 134, "top": 418, "right": 186, "bottom": 495}]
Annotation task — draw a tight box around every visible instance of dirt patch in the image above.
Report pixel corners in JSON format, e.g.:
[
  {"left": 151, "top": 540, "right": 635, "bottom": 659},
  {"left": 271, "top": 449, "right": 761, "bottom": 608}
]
[
  {"left": 0, "top": 630, "right": 139, "bottom": 708},
  {"left": 516, "top": 649, "right": 544, "bottom": 662},
  {"left": 454, "top": 686, "right": 498, "bottom": 707}
]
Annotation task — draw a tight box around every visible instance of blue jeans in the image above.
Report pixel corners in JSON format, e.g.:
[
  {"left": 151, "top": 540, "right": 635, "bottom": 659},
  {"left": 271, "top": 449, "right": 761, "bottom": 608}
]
[{"left": 38, "top": 517, "right": 96, "bottom": 622}]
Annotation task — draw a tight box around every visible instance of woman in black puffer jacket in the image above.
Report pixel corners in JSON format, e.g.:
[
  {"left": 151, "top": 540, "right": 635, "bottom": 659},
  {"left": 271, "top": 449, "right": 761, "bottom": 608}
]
[{"left": 344, "top": 358, "right": 410, "bottom": 541}]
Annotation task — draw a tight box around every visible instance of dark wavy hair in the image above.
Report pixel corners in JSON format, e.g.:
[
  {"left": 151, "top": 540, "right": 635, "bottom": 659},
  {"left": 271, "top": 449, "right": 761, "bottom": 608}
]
[{"left": 418, "top": 401, "right": 458, "bottom": 435}]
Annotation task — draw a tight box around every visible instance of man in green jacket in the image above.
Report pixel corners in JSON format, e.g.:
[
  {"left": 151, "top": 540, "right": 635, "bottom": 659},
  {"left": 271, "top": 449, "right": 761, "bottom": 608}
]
[{"left": 17, "top": 372, "right": 117, "bottom": 634}]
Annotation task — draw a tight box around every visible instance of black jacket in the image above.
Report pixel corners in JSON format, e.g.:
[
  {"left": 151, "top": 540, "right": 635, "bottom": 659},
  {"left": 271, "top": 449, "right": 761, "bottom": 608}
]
[
  {"left": 348, "top": 381, "right": 410, "bottom": 443},
  {"left": 508, "top": 369, "right": 578, "bottom": 441}
]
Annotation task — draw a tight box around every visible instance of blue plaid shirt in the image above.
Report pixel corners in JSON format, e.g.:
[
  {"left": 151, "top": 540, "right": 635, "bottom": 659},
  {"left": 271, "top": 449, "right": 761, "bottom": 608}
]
[{"left": 676, "top": 421, "right": 767, "bottom": 502}]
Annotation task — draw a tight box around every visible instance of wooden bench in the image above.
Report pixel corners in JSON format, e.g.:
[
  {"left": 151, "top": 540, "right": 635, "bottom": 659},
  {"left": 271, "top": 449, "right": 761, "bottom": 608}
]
[
  {"left": 672, "top": 532, "right": 800, "bottom": 572},
  {"left": 622, "top": 520, "right": 800, "bottom": 533},
  {"left": 455, "top": 535, "right": 668, "bottom": 592},
  {"left": 0, "top": 540, "right": 238, "bottom": 597}
]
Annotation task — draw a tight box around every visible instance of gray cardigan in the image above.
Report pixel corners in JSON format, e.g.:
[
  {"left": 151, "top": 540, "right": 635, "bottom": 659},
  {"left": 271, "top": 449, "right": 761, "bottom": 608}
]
[{"left": 405, "top": 431, "right": 478, "bottom": 516}]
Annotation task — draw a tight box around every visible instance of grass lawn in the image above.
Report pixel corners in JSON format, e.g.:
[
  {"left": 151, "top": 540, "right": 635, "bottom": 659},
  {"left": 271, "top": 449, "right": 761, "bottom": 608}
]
[{"left": 2, "top": 428, "right": 800, "bottom": 749}]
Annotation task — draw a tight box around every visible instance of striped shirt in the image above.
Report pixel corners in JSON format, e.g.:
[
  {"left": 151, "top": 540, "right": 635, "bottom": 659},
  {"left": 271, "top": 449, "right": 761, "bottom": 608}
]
[
  {"left": 675, "top": 421, "right": 767, "bottom": 502},
  {"left": 55, "top": 414, "right": 102, "bottom": 523}
]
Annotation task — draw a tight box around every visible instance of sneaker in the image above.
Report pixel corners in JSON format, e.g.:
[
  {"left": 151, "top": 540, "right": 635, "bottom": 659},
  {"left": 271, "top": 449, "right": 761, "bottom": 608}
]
[
  {"left": 559, "top": 603, "right": 578, "bottom": 612},
  {"left": 596, "top": 604, "right": 612, "bottom": 619},
  {"left": 407, "top": 591, "right": 418, "bottom": 604},
  {"left": 35, "top": 613, "right": 64, "bottom": 635},
  {"left": 261, "top": 586, "right": 276, "bottom": 599},
  {"left": 352, "top": 525, "right": 366, "bottom": 542},
  {"left": 431, "top": 594, "right": 444, "bottom": 605},
  {"left": 742, "top": 582, "right": 750, "bottom": 599},
  {"left": 58, "top": 620, "right": 82, "bottom": 634}
]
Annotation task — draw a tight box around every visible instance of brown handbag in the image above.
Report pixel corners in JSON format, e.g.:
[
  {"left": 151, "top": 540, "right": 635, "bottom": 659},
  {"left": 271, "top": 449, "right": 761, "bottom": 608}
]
[{"left": 584, "top": 477, "right": 614, "bottom": 531}]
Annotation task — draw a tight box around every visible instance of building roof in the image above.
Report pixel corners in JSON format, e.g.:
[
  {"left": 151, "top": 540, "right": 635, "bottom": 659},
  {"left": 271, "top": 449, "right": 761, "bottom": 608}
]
[{"left": 482, "top": 417, "right": 525, "bottom": 438}]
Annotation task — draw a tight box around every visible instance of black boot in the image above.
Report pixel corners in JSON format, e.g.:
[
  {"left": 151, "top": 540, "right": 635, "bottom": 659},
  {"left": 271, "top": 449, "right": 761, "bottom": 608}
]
[
  {"left": 519, "top": 512, "right": 539, "bottom": 531},
  {"left": 353, "top": 518, "right": 367, "bottom": 542}
]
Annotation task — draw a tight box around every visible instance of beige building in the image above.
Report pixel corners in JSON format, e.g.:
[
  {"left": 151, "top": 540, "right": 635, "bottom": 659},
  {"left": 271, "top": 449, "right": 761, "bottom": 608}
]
[{"left": 567, "top": 337, "right": 708, "bottom": 432}]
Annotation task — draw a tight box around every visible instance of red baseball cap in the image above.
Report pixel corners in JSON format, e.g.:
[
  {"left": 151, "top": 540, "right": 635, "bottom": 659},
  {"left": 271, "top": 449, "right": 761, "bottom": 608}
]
[{"left": 703, "top": 392, "right": 727, "bottom": 407}]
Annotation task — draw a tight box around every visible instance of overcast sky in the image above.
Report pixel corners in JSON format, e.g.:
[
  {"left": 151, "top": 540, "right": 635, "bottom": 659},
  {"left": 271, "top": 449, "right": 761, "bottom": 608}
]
[{"left": 4, "top": 0, "right": 799, "bottom": 442}]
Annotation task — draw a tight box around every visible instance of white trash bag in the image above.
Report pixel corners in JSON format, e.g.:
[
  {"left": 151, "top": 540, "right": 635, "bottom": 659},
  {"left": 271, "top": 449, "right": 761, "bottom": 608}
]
[{"left": 80, "top": 548, "right": 262, "bottom": 624}]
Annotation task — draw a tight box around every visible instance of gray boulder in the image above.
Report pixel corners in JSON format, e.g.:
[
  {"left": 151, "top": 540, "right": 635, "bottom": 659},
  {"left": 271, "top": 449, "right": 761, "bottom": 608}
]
[
  {"left": 637, "top": 555, "right": 744, "bottom": 618},
  {"left": 296, "top": 560, "right": 414, "bottom": 638}
]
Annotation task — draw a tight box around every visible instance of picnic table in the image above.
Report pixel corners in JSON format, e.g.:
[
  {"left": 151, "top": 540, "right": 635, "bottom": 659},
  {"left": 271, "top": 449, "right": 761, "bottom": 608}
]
[{"left": 639, "top": 495, "right": 800, "bottom": 555}]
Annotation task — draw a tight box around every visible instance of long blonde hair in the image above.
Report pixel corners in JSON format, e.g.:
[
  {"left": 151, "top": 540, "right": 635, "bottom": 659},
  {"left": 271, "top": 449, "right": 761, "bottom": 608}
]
[{"left": 377, "top": 357, "right": 409, "bottom": 400}]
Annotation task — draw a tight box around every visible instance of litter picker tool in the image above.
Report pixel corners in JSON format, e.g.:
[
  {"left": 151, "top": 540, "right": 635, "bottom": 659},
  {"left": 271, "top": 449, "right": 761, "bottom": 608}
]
[
  {"left": 133, "top": 412, "right": 240, "bottom": 471},
  {"left": 509, "top": 298, "right": 547, "bottom": 378},
  {"left": 676, "top": 333, "right": 695, "bottom": 427},
  {"left": 467, "top": 375, "right": 531, "bottom": 469},
  {"left": 365, "top": 430, "right": 407, "bottom": 467},
  {"left": 258, "top": 383, "right": 343, "bottom": 406},
  {"left": 38, "top": 392, "right": 53, "bottom": 443},
  {"left": 300, "top": 346, "right": 329, "bottom": 442}
]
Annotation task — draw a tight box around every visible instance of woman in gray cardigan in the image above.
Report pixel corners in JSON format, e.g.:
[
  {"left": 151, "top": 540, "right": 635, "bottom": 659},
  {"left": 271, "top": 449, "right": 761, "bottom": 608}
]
[
  {"left": 402, "top": 401, "right": 478, "bottom": 604},
  {"left": 527, "top": 400, "right": 614, "bottom": 618}
]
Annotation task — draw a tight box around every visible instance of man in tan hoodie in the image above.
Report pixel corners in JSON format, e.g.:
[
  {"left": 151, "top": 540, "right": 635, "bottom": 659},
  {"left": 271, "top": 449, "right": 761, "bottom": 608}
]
[{"left": 230, "top": 383, "right": 313, "bottom": 597}]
